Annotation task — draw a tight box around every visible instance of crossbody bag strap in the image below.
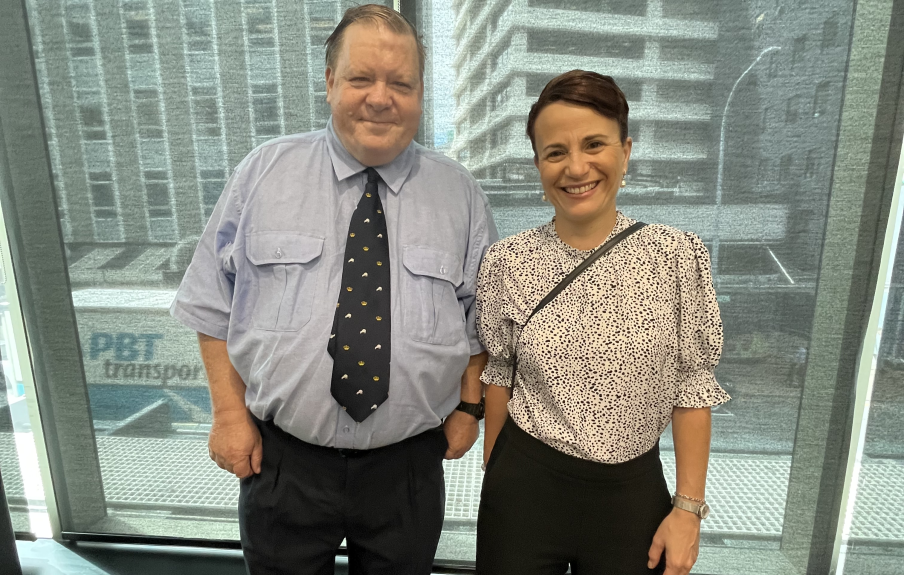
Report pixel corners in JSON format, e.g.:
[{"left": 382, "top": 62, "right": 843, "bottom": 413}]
[{"left": 509, "top": 221, "right": 646, "bottom": 393}]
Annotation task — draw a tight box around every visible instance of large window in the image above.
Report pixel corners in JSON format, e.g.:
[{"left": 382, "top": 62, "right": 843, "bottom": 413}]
[{"left": 0, "top": 0, "right": 902, "bottom": 573}]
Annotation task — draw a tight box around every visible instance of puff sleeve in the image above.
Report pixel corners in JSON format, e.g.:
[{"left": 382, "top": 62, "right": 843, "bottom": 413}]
[
  {"left": 675, "top": 232, "right": 731, "bottom": 408},
  {"left": 476, "top": 244, "right": 517, "bottom": 387}
]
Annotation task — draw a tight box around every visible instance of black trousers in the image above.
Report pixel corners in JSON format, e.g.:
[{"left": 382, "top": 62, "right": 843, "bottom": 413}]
[
  {"left": 476, "top": 418, "right": 671, "bottom": 575},
  {"left": 239, "top": 417, "right": 448, "bottom": 575}
]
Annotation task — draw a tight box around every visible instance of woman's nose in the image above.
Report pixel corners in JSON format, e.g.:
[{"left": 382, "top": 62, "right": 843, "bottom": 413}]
[{"left": 564, "top": 153, "right": 590, "bottom": 178}]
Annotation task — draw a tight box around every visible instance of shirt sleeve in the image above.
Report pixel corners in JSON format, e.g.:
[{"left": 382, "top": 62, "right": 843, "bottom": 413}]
[
  {"left": 169, "top": 166, "right": 244, "bottom": 340},
  {"left": 675, "top": 232, "right": 731, "bottom": 408},
  {"left": 476, "top": 245, "right": 516, "bottom": 387},
  {"left": 458, "top": 177, "right": 500, "bottom": 356}
]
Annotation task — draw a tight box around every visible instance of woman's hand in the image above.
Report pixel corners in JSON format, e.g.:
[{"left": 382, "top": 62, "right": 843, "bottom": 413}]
[{"left": 647, "top": 507, "right": 701, "bottom": 575}]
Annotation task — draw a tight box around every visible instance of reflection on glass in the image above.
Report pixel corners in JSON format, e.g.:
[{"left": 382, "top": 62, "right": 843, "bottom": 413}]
[{"left": 18, "top": 0, "right": 891, "bottom": 571}]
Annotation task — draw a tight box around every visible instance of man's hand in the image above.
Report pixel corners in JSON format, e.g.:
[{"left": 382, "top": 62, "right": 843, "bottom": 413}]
[
  {"left": 647, "top": 508, "right": 701, "bottom": 575},
  {"left": 208, "top": 408, "right": 263, "bottom": 479},
  {"left": 443, "top": 409, "right": 479, "bottom": 459}
]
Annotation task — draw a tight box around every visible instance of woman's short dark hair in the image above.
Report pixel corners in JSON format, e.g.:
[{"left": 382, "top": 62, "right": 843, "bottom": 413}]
[
  {"left": 325, "top": 4, "right": 426, "bottom": 79},
  {"left": 526, "top": 70, "right": 630, "bottom": 155}
]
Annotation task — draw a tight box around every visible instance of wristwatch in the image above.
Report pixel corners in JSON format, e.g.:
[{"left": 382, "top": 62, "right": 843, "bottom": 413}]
[
  {"left": 455, "top": 398, "right": 485, "bottom": 421},
  {"left": 671, "top": 496, "right": 711, "bottom": 520}
]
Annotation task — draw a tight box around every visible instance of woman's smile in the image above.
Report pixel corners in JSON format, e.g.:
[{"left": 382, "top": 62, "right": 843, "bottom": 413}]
[{"left": 560, "top": 180, "right": 600, "bottom": 196}]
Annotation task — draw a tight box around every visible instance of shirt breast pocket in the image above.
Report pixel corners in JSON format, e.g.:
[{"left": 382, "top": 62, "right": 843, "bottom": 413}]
[
  {"left": 246, "top": 231, "right": 324, "bottom": 331},
  {"left": 401, "top": 245, "right": 464, "bottom": 346}
]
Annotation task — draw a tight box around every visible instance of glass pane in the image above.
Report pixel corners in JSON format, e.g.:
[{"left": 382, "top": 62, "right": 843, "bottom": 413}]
[
  {"left": 22, "top": 0, "right": 393, "bottom": 540},
  {"left": 0, "top": 285, "right": 30, "bottom": 534},
  {"left": 0, "top": 226, "right": 49, "bottom": 537},
  {"left": 842, "top": 159, "right": 904, "bottom": 573},
  {"left": 428, "top": 0, "right": 878, "bottom": 571}
]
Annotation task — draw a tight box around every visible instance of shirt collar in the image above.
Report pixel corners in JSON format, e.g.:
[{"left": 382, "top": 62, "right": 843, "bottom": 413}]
[
  {"left": 543, "top": 211, "right": 635, "bottom": 258},
  {"left": 326, "top": 118, "right": 415, "bottom": 194}
]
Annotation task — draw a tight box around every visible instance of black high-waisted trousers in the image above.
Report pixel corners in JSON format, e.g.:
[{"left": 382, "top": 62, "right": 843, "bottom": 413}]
[{"left": 476, "top": 418, "right": 671, "bottom": 575}]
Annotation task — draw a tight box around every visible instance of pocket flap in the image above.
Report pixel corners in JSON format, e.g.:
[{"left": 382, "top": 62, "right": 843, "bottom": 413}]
[
  {"left": 246, "top": 232, "right": 324, "bottom": 265},
  {"left": 402, "top": 245, "right": 463, "bottom": 286}
]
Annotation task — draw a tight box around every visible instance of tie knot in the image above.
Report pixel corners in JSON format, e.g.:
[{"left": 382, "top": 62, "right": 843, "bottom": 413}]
[{"left": 365, "top": 168, "right": 380, "bottom": 184}]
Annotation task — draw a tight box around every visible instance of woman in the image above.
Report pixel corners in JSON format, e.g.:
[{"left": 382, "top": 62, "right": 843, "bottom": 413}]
[{"left": 475, "top": 70, "right": 730, "bottom": 575}]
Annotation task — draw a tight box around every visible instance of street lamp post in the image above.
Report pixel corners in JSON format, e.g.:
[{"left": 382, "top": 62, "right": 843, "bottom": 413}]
[{"left": 711, "top": 46, "right": 781, "bottom": 285}]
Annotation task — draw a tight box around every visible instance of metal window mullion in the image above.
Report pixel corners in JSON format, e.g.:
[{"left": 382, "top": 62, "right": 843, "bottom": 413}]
[{"left": 832, "top": 107, "right": 904, "bottom": 575}]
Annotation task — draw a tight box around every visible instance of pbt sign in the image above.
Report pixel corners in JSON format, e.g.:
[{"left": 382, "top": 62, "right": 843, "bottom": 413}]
[
  {"left": 89, "top": 332, "right": 163, "bottom": 362},
  {"left": 88, "top": 331, "right": 203, "bottom": 386}
]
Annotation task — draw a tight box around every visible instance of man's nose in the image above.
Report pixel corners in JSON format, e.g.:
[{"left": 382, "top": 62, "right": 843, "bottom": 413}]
[{"left": 366, "top": 83, "right": 392, "bottom": 110}]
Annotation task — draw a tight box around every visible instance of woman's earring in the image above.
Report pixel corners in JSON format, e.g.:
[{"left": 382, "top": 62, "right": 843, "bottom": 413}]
[
  {"left": 620, "top": 173, "right": 627, "bottom": 188},
  {"left": 541, "top": 193, "right": 547, "bottom": 202}
]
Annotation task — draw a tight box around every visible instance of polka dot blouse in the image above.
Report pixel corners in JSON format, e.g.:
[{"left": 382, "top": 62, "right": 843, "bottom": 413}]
[{"left": 476, "top": 211, "right": 731, "bottom": 464}]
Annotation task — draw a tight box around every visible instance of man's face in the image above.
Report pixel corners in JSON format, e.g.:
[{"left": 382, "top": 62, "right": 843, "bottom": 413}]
[{"left": 326, "top": 23, "right": 423, "bottom": 167}]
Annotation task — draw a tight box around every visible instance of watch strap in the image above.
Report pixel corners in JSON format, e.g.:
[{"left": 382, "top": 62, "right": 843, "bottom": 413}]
[
  {"left": 671, "top": 496, "right": 709, "bottom": 519},
  {"left": 455, "top": 399, "right": 485, "bottom": 420}
]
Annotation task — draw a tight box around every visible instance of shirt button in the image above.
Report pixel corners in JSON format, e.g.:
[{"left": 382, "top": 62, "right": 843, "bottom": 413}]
[
  {"left": 275, "top": 248, "right": 282, "bottom": 259},
  {"left": 343, "top": 426, "right": 350, "bottom": 433},
  {"left": 440, "top": 265, "right": 446, "bottom": 274}
]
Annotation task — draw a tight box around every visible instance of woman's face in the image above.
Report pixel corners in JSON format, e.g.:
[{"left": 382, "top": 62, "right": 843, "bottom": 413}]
[{"left": 533, "top": 102, "right": 631, "bottom": 229}]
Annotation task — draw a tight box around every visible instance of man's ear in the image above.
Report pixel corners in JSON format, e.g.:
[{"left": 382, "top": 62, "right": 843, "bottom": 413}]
[{"left": 325, "top": 67, "right": 335, "bottom": 100}]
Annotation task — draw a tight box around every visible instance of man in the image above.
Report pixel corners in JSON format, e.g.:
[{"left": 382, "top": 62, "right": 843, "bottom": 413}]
[{"left": 171, "top": 5, "right": 497, "bottom": 574}]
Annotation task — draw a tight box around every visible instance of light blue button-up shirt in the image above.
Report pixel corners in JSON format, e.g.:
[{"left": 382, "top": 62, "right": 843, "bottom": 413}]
[{"left": 171, "top": 122, "right": 498, "bottom": 449}]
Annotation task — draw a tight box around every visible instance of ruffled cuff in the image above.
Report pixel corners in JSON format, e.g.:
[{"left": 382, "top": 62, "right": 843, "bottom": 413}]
[
  {"left": 675, "top": 368, "right": 731, "bottom": 408},
  {"left": 481, "top": 355, "right": 514, "bottom": 388}
]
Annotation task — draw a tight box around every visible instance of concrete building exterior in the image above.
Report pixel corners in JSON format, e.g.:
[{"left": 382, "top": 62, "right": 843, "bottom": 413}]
[
  {"left": 26, "top": 0, "right": 385, "bottom": 251},
  {"left": 448, "top": 0, "right": 853, "bottom": 340}
]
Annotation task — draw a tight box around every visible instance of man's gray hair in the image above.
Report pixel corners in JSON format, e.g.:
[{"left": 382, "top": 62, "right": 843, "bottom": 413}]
[{"left": 324, "top": 4, "right": 426, "bottom": 80}]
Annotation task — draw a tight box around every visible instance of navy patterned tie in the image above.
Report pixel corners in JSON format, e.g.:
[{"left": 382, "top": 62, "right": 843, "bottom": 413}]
[{"left": 328, "top": 168, "right": 391, "bottom": 422}]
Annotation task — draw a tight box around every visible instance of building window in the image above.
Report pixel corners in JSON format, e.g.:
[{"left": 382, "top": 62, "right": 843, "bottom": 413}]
[
  {"left": 245, "top": 3, "right": 275, "bottom": 48},
  {"left": 813, "top": 81, "right": 832, "bottom": 118},
  {"left": 88, "top": 171, "right": 117, "bottom": 219},
  {"left": 661, "top": 0, "right": 717, "bottom": 21},
  {"left": 779, "top": 153, "right": 794, "bottom": 184},
  {"left": 758, "top": 157, "right": 772, "bottom": 186},
  {"left": 191, "top": 86, "right": 221, "bottom": 137},
  {"left": 123, "top": 1, "right": 154, "bottom": 55},
  {"left": 656, "top": 81, "right": 711, "bottom": 105},
  {"left": 182, "top": 0, "right": 213, "bottom": 52},
  {"left": 143, "top": 170, "right": 173, "bottom": 218},
  {"left": 786, "top": 95, "right": 800, "bottom": 124},
  {"left": 822, "top": 16, "right": 840, "bottom": 50},
  {"left": 767, "top": 51, "right": 779, "bottom": 79},
  {"left": 528, "top": 0, "right": 647, "bottom": 16},
  {"left": 660, "top": 38, "right": 717, "bottom": 65},
  {"left": 804, "top": 149, "right": 817, "bottom": 179},
  {"left": 527, "top": 30, "right": 645, "bottom": 60},
  {"left": 792, "top": 35, "right": 807, "bottom": 66},
  {"left": 78, "top": 98, "right": 107, "bottom": 141},
  {"left": 252, "top": 83, "right": 281, "bottom": 137},
  {"left": 133, "top": 89, "right": 164, "bottom": 140},
  {"left": 65, "top": 3, "right": 96, "bottom": 58},
  {"left": 200, "top": 169, "right": 226, "bottom": 217}
]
